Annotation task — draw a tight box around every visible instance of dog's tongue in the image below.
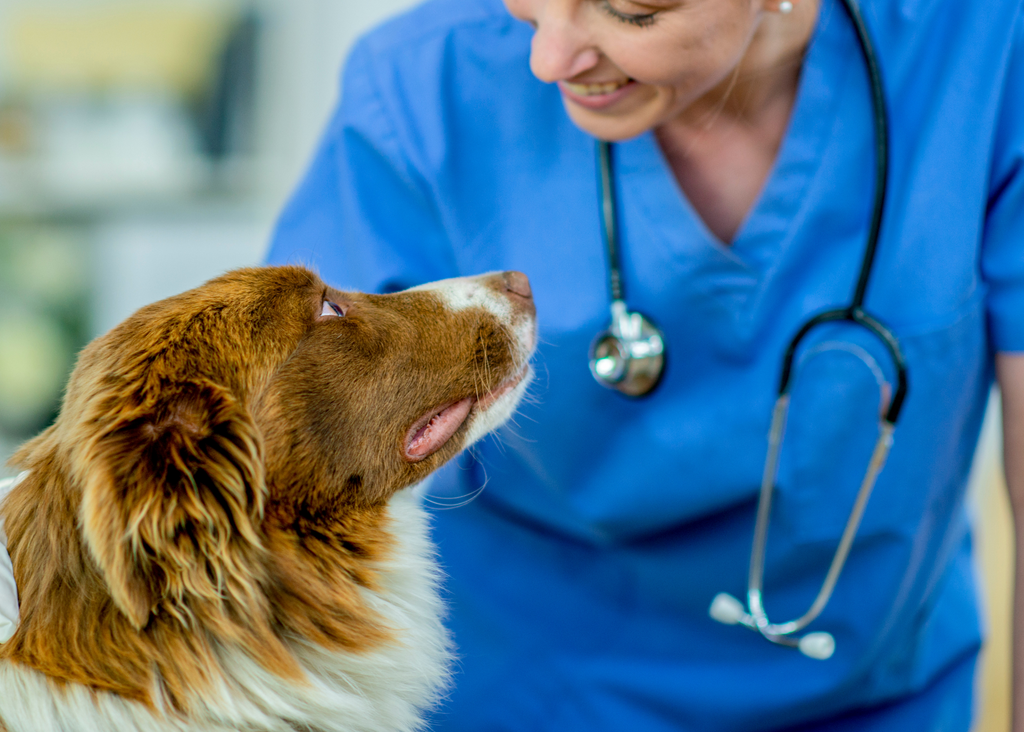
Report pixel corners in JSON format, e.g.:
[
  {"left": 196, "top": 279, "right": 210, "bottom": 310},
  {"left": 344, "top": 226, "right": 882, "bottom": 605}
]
[{"left": 404, "top": 397, "right": 474, "bottom": 461}]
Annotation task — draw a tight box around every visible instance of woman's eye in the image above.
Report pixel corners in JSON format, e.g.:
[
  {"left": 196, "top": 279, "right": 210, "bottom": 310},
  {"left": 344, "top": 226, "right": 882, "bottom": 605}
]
[
  {"left": 321, "top": 301, "right": 345, "bottom": 317},
  {"left": 600, "top": 0, "right": 659, "bottom": 27}
]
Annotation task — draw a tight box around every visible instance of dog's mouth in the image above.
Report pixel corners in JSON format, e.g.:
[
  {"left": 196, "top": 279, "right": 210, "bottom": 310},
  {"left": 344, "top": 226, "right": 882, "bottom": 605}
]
[{"left": 403, "top": 366, "right": 529, "bottom": 462}]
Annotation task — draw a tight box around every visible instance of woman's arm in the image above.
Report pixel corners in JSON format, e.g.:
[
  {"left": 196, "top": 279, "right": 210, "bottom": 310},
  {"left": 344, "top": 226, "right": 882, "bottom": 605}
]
[{"left": 997, "top": 352, "right": 1024, "bottom": 732}]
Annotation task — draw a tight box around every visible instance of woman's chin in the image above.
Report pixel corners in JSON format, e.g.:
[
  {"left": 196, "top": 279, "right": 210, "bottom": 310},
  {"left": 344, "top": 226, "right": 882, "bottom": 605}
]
[{"left": 562, "top": 94, "right": 664, "bottom": 142}]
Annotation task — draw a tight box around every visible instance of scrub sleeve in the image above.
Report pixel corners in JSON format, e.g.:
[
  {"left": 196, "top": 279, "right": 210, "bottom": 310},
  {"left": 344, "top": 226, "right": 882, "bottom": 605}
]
[{"left": 984, "top": 7, "right": 1024, "bottom": 355}]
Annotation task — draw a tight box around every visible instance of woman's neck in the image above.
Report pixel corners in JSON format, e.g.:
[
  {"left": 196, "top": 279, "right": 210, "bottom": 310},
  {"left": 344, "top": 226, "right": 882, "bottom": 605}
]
[
  {"left": 655, "top": 1, "right": 821, "bottom": 245},
  {"left": 676, "top": 0, "right": 820, "bottom": 130}
]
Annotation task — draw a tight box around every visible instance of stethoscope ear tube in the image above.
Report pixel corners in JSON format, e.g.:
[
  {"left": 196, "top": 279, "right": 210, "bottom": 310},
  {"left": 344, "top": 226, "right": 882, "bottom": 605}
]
[
  {"left": 708, "top": 0, "right": 909, "bottom": 659},
  {"left": 778, "top": 307, "right": 908, "bottom": 424},
  {"left": 746, "top": 392, "right": 896, "bottom": 636}
]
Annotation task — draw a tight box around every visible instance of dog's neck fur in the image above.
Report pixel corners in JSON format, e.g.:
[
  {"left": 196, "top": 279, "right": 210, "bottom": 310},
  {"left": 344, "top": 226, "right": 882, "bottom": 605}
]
[{"left": 0, "top": 478, "right": 449, "bottom": 732}]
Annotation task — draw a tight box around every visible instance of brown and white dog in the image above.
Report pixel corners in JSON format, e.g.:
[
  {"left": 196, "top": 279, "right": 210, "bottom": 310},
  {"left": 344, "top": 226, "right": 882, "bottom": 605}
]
[{"left": 0, "top": 265, "right": 536, "bottom": 732}]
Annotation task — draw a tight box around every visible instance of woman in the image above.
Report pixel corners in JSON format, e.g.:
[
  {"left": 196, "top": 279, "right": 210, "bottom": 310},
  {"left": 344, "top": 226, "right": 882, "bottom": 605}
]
[{"left": 266, "top": 0, "right": 1024, "bottom": 728}]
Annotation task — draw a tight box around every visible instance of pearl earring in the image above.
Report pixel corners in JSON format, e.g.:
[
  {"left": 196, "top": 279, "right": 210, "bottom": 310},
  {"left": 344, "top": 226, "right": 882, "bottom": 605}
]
[{"left": 779, "top": 0, "right": 794, "bottom": 12}]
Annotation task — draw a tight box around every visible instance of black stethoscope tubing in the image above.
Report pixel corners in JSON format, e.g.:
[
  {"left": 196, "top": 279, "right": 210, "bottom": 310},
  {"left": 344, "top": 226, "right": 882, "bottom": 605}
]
[
  {"left": 596, "top": 0, "right": 907, "bottom": 424},
  {"left": 597, "top": 140, "right": 625, "bottom": 304}
]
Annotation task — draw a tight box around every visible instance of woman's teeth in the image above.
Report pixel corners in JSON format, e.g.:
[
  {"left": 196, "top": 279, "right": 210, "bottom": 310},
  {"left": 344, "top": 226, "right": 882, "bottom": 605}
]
[{"left": 562, "top": 80, "right": 630, "bottom": 96}]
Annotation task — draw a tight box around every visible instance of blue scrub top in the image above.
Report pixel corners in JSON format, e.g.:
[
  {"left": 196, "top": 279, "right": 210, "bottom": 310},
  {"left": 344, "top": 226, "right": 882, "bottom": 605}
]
[{"left": 267, "top": 0, "right": 1024, "bottom": 728}]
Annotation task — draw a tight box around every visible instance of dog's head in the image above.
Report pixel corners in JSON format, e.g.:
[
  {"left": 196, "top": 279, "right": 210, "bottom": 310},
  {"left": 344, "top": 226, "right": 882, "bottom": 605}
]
[{"left": 12, "top": 265, "right": 535, "bottom": 632}]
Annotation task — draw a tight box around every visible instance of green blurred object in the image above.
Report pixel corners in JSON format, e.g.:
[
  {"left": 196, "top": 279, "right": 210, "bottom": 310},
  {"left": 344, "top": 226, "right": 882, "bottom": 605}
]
[{"left": 0, "top": 235, "right": 91, "bottom": 435}]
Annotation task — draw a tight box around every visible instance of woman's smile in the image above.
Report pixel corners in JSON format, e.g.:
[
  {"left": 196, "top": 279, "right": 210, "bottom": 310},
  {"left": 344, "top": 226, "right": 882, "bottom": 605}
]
[
  {"left": 505, "top": 0, "right": 818, "bottom": 141},
  {"left": 558, "top": 79, "right": 636, "bottom": 109}
]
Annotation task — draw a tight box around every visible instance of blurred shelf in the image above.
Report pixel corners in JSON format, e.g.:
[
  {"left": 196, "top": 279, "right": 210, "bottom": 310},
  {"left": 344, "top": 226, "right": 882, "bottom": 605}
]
[{"left": 0, "top": 155, "right": 279, "bottom": 221}]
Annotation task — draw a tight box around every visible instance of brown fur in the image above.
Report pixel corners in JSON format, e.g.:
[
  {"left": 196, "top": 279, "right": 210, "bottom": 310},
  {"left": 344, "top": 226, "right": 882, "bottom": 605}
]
[{"left": 0, "top": 266, "right": 531, "bottom": 713}]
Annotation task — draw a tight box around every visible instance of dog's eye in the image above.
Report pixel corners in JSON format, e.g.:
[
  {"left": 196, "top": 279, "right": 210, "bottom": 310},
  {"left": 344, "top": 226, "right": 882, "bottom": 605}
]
[{"left": 320, "top": 301, "right": 346, "bottom": 317}]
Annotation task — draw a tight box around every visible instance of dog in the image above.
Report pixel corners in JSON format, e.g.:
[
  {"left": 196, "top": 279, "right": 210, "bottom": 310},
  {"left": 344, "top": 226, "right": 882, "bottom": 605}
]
[{"left": 0, "top": 265, "right": 536, "bottom": 732}]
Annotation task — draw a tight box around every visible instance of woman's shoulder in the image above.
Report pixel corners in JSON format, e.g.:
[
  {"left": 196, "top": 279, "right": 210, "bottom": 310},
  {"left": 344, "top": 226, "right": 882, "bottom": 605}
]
[
  {"left": 871, "top": 0, "right": 1022, "bottom": 42},
  {"left": 883, "top": 0, "right": 1022, "bottom": 20},
  {"left": 338, "top": 0, "right": 562, "bottom": 173},
  {"left": 857, "top": 0, "right": 1023, "bottom": 106},
  {"left": 342, "top": 0, "right": 539, "bottom": 123}
]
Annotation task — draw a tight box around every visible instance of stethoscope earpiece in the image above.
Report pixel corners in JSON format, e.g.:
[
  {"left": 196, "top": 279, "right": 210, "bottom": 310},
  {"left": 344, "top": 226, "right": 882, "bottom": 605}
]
[
  {"left": 708, "top": 593, "right": 836, "bottom": 660},
  {"left": 798, "top": 632, "right": 837, "bottom": 660}
]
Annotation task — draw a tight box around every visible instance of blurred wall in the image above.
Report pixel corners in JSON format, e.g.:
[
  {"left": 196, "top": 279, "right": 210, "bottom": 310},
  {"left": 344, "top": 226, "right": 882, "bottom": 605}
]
[
  {"left": 969, "top": 396, "right": 1012, "bottom": 732},
  {"left": 0, "top": 0, "right": 418, "bottom": 475}
]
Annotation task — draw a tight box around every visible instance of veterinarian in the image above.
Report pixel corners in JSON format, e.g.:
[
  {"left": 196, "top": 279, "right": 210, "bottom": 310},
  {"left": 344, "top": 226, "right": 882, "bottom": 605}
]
[{"left": 265, "top": 0, "right": 1024, "bottom": 728}]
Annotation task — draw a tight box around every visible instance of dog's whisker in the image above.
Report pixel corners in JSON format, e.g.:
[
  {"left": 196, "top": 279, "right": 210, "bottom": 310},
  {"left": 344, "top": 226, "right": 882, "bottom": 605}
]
[
  {"left": 484, "top": 431, "right": 509, "bottom": 457},
  {"left": 515, "top": 409, "right": 541, "bottom": 426},
  {"left": 420, "top": 475, "right": 490, "bottom": 510}
]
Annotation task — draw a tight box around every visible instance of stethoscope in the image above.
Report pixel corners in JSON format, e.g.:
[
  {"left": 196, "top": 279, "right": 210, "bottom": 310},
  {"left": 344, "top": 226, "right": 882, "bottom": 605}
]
[{"left": 588, "top": 0, "right": 908, "bottom": 659}]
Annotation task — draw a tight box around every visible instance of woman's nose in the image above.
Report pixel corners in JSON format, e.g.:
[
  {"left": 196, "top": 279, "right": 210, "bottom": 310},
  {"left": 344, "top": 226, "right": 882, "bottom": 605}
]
[{"left": 527, "top": 2, "right": 600, "bottom": 82}]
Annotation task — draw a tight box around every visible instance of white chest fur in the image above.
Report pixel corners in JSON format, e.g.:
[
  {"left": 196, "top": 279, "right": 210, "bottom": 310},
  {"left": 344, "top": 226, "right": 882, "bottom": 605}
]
[{"left": 0, "top": 489, "right": 450, "bottom": 732}]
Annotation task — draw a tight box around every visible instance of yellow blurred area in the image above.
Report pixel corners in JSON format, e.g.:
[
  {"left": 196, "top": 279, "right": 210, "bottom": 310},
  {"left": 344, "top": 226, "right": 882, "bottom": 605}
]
[
  {"left": 973, "top": 409, "right": 1013, "bottom": 732},
  {"left": 3, "top": 5, "right": 235, "bottom": 95}
]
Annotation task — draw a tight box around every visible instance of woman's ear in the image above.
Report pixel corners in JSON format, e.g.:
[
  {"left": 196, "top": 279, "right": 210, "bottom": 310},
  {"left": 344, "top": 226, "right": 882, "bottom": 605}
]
[
  {"left": 765, "top": 0, "right": 798, "bottom": 13},
  {"left": 77, "top": 380, "right": 266, "bottom": 630}
]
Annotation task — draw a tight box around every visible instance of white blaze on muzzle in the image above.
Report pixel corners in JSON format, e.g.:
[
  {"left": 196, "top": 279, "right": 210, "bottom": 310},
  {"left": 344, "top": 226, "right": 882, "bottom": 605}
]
[
  {"left": 404, "top": 272, "right": 536, "bottom": 365},
  {"left": 0, "top": 471, "right": 24, "bottom": 643}
]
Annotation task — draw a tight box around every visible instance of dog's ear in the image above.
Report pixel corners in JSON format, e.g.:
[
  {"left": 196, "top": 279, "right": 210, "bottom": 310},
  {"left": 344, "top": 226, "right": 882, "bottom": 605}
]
[{"left": 77, "top": 380, "right": 266, "bottom": 630}]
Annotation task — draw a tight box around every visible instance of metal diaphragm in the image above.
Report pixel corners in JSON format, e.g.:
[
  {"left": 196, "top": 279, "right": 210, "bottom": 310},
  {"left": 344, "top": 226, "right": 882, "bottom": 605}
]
[{"left": 589, "top": 301, "right": 665, "bottom": 397}]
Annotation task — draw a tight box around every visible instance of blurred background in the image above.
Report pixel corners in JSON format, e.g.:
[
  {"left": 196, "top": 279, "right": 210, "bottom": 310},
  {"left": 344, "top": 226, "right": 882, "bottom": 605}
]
[
  {"left": 0, "top": 0, "right": 417, "bottom": 467},
  {"left": 0, "top": 1, "right": 1013, "bottom": 730}
]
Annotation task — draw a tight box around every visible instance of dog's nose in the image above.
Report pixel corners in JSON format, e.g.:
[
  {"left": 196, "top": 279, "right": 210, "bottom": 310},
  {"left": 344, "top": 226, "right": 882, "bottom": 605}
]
[{"left": 502, "top": 271, "right": 532, "bottom": 300}]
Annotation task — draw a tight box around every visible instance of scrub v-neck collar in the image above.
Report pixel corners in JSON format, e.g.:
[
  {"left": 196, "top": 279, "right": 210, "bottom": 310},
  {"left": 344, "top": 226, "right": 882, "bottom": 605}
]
[{"left": 611, "top": 0, "right": 857, "bottom": 282}]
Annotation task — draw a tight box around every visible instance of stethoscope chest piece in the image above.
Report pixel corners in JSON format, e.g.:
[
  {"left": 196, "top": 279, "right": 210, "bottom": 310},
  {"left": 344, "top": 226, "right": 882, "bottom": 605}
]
[
  {"left": 589, "top": 300, "right": 665, "bottom": 397},
  {"left": 590, "top": 139, "right": 666, "bottom": 398}
]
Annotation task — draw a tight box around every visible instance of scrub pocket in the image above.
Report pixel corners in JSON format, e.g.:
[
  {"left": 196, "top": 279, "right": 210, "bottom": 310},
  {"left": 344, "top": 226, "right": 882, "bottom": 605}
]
[
  {"left": 773, "top": 300, "right": 989, "bottom": 546},
  {"left": 773, "top": 326, "right": 898, "bottom": 544}
]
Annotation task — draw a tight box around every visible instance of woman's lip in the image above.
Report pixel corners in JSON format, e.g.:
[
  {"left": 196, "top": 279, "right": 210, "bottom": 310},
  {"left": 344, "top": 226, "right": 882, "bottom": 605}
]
[{"left": 558, "top": 80, "right": 637, "bottom": 110}]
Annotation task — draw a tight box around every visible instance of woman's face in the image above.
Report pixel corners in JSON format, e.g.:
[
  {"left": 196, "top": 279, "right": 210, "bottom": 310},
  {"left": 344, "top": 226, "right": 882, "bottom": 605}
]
[{"left": 503, "top": 0, "right": 772, "bottom": 140}]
